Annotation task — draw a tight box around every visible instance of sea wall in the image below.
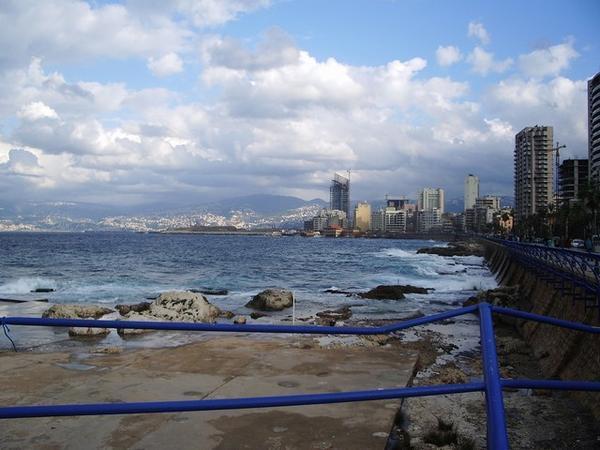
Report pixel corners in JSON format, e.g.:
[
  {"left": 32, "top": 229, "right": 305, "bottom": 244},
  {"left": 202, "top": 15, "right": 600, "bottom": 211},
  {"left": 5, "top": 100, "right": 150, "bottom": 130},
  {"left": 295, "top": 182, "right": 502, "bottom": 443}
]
[{"left": 481, "top": 240, "right": 600, "bottom": 420}]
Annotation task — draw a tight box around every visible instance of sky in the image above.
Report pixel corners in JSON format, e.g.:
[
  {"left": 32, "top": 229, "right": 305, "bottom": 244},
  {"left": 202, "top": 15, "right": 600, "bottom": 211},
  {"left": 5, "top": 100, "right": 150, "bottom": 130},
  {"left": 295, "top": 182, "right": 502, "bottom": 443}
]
[{"left": 0, "top": 0, "right": 599, "bottom": 208}]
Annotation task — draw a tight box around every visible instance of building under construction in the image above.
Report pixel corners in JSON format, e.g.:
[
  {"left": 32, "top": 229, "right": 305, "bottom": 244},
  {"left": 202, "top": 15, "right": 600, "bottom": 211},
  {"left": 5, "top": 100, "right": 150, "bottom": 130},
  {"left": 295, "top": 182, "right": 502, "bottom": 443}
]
[{"left": 330, "top": 172, "right": 350, "bottom": 225}]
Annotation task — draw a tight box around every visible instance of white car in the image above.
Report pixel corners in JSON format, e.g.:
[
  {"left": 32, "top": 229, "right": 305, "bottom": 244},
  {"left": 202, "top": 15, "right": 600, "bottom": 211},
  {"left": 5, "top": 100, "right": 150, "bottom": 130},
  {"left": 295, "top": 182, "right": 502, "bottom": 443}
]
[{"left": 570, "top": 239, "right": 584, "bottom": 249}]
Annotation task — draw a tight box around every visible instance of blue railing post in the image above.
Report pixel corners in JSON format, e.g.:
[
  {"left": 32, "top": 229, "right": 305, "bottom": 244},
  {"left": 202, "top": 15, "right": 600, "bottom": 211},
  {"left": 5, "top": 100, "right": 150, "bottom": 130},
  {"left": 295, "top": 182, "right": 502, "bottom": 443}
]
[{"left": 478, "top": 302, "right": 509, "bottom": 450}]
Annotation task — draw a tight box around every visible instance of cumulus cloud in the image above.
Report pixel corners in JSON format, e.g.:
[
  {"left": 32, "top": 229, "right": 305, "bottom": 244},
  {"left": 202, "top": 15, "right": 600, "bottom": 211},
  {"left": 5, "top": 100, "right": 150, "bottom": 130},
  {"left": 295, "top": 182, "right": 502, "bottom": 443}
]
[
  {"left": 468, "top": 21, "right": 490, "bottom": 45},
  {"left": 467, "top": 47, "right": 513, "bottom": 75},
  {"left": 18, "top": 101, "right": 59, "bottom": 121},
  {"left": 518, "top": 39, "right": 579, "bottom": 78},
  {"left": 201, "top": 28, "right": 300, "bottom": 71},
  {"left": 486, "top": 76, "right": 588, "bottom": 158},
  {"left": 436, "top": 46, "right": 462, "bottom": 67},
  {"left": 147, "top": 53, "right": 184, "bottom": 77},
  {"left": 0, "top": 1, "right": 194, "bottom": 68},
  {"left": 127, "top": 0, "right": 272, "bottom": 28}
]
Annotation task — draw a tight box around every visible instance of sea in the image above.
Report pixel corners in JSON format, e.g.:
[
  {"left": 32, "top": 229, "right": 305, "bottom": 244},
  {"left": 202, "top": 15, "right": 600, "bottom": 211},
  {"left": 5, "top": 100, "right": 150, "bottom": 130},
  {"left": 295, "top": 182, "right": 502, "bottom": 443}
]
[{"left": 0, "top": 232, "right": 497, "bottom": 350}]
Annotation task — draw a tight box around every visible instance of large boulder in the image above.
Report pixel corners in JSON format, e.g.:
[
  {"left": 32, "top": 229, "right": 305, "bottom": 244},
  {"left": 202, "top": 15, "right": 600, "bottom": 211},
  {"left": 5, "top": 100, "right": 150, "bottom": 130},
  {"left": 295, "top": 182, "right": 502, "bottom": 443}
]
[
  {"left": 144, "top": 291, "right": 221, "bottom": 323},
  {"left": 246, "top": 289, "right": 294, "bottom": 311},
  {"left": 359, "top": 285, "right": 432, "bottom": 300},
  {"left": 43, "top": 304, "right": 114, "bottom": 319},
  {"left": 114, "top": 291, "right": 221, "bottom": 329}
]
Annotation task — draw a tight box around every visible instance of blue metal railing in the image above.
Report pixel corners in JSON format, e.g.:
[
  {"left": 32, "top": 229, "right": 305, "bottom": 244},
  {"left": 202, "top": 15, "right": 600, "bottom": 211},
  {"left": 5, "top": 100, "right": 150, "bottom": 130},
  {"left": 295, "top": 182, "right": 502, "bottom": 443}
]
[
  {"left": 486, "top": 237, "right": 600, "bottom": 311},
  {"left": 1, "top": 302, "right": 599, "bottom": 450}
]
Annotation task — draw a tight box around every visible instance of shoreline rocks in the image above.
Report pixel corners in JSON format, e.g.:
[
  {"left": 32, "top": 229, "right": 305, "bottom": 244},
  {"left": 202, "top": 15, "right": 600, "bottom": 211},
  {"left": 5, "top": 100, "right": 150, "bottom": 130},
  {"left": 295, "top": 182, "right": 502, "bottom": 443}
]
[
  {"left": 463, "top": 285, "right": 521, "bottom": 308},
  {"left": 42, "top": 304, "right": 114, "bottom": 319},
  {"left": 416, "top": 240, "right": 484, "bottom": 257},
  {"left": 245, "top": 288, "right": 293, "bottom": 311},
  {"left": 123, "top": 291, "right": 221, "bottom": 323},
  {"left": 359, "top": 285, "right": 432, "bottom": 300},
  {"left": 315, "top": 306, "right": 352, "bottom": 326}
]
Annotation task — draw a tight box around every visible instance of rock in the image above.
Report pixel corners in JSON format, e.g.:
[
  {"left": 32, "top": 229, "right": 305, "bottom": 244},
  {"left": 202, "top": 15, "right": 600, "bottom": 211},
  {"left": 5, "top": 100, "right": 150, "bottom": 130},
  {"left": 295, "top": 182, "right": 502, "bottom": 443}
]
[
  {"left": 361, "top": 334, "right": 391, "bottom": 346},
  {"left": 189, "top": 288, "right": 228, "bottom": 296},
  {"left": 117, "top": 312, "right": 159, "bottom": 335},
  {"left": 114, "top": 291, "right": 222, "bottom": 326},
  {"left": 219, "top": 310, "right": 235, "bottom": 319},
  {"left": 315, "top": 306, "right": 352, "bottom": 323},
  {"left": 245, "top": 288, "right": 294, "bottom": 311},
  {"left": 323, "top": 288, "right": 355, "bottom": 295},
  {"left": 42, "top": 304, "right": 114, "bottom": 319},
  {"left": 315, "top": 317, "right": 337, "bottom": 326},
  {"left": 359, "top": 285, "right": 432, "bottom": 300},
  {"left": 68, "top": 327, "right": 110, "bottom": 337},
  {"left": 115, "top": 301, "right": 151, "bottom": 316},
  {"left": 430, "top": 363, "right": 468, "bottom": 385},
  {"left": 31, "top": 288, "right": 54, "bottom": 293},
  {"left": 250, "top": 312, "right": 268, "bottom": 320},
  {"left": 462, "top": 285, "right": 520, "bottom": 308},
  {"left": 417, "top": 241, "right": 485, "bottom": 257},
  {"left": 146, "top": 291, "right": 221, "bottom": 322},
  {"left": 233, "top": 315, "right": 247, "bottom": 325}
]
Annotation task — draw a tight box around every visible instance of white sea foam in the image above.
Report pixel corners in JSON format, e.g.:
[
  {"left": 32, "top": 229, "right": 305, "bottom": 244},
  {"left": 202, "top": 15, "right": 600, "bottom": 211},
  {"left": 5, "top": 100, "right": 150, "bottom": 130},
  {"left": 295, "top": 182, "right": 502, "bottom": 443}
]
[
  {"left": 374, "top": 248, "right": 420, "bottom": 258},
  {"left": 0, "top": 277, "right": 58, "bottom": 294}
]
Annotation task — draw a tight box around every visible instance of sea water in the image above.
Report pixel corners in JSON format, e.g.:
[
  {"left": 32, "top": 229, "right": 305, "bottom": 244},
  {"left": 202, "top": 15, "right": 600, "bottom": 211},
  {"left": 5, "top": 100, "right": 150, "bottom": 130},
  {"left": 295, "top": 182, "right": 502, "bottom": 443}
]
[{"left": 0, "top": 232, "right": 497, "bottom": 321}]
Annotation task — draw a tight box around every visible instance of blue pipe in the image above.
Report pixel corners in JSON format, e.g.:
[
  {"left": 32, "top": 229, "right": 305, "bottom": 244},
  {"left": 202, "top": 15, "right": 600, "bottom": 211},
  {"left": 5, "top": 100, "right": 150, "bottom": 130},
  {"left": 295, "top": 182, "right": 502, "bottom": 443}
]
[
  {"left": 501, "top": 379, "right": 600, "bottom": 391},
  {"left": 0, "top": 382, "right": 485, "bottom": 419},
  {"left": 492, "top": 306, "right": 600, "bottom": 333},
  {"left": 2, "top": 305, "right": 477, "bottom": 336},
  {"left": 478, "top": 303, "right": 509, "bottom": 450},
  {"left": 3, "top": 316, "right": 381, "bottom": 335},
  {"left": 382, "top": 305, "right": 478, "bottom": 333}
]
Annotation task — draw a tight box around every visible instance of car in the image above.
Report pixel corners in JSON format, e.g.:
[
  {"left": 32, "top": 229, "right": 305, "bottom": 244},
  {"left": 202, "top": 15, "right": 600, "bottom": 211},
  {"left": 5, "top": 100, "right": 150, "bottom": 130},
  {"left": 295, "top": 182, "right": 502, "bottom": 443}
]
[{"left": 571, "top": 239, "right": 584, "bottom": 248}]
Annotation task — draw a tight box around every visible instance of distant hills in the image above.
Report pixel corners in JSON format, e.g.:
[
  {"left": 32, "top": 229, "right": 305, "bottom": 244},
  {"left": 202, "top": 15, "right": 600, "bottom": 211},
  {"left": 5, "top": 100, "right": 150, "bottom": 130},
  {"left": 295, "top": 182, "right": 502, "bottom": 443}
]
[{"left": 0, "top": 195, "right": 329, "bottom": 232}]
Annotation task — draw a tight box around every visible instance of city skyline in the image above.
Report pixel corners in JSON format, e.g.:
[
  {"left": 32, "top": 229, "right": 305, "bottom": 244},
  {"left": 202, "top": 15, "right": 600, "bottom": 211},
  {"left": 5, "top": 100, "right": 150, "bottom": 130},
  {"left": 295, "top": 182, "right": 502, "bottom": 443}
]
[{"left": 0, "top": 1, "right": 599, "bottom": 210}]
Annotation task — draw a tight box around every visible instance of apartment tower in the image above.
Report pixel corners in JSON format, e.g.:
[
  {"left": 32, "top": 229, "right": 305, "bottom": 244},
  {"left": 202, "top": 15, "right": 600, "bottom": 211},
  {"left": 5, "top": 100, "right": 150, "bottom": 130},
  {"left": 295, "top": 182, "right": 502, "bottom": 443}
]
[
  {"left": 464, "top": 174, "right": 479, "bottom": 211},
  {"left": 514, "top": 126, "right": 554, "bottom": 221}
]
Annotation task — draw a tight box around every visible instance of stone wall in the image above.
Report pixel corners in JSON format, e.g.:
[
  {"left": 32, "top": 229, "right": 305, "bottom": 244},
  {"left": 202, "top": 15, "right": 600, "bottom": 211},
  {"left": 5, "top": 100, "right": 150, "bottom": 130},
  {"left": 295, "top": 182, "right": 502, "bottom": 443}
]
[{"left": 482, "top": 240, "right": 600, "bottom": 420}]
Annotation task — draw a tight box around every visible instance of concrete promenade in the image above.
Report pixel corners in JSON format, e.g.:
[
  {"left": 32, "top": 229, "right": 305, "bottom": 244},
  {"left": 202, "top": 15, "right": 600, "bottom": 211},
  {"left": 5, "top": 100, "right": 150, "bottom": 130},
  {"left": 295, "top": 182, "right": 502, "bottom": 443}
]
[{"left": 0, "top": 334, "right": 418, "bottom": 449}]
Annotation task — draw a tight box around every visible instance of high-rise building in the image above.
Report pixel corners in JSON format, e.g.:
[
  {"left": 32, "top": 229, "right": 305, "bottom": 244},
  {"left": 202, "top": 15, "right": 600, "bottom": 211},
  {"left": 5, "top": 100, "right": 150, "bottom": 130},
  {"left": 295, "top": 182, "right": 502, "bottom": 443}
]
[
  {"left": 475, "top": 196, "right": 501, "bottom": 210},
  {"left": 417, "top": 188, "right": 445, "bottom": 213},
  {"left": 514, "top": 126, "right": 554, "bottom": 220},
  {"left": 464, "top": 174, "right": 479, "bottom": 211},
  {"left": 384, "top": 209, "right": 407, "bottom": 232},
  {"left": 417, "top": 209, "right": 442, "bottom": 232},
  {"left": 353, "top": 201, "right": 372, "bottom": 231},
  {"left": 559, "top": 159, "right": 589, "bottom": 204},
  {"left": 330, "top": 173, "right": 350, "bottom": 224},
  {"left": 589, "top": 71, "right": 600, "bottom": 186},
  {"left": 310, "top": 209, "right": 347, "bottom": 231}
]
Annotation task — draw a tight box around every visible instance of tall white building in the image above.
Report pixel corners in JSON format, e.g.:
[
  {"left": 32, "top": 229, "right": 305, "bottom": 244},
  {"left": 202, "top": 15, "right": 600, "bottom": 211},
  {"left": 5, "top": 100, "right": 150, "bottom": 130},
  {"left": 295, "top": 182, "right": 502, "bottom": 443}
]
[
  {"left": 464, "top": 174, "right": 479, "bottom": 211},
  {"left": 418, "top": 188, "right": 445, "bottom": 213},
  {"left": 514, "top": 126, "right": 554, "bottom": 220}
]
